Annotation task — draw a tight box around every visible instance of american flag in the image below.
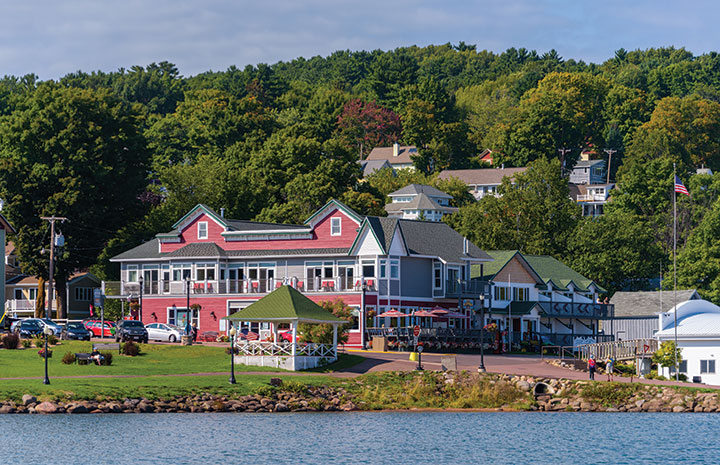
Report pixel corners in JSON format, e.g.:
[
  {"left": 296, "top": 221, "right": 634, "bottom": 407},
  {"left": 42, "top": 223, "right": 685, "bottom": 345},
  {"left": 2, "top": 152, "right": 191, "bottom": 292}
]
[{"left": 675, "top": 175, "right": 689, "bottom": 196}]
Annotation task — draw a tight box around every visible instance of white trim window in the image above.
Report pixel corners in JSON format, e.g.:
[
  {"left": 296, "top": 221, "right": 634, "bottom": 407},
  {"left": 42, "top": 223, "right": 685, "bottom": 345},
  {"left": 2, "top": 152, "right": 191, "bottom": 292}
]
[
  {"left": 433, "top": 263, "right": 443, "bottom": 289},
  {"left": 494, "top": 286, "right": 509, "bottom": 301},
  {"left": 331, "top": 217, "right": 341, "bottom": 236},
  {"left": 75, "top": 287, "right": 94, "bottom": 301},
  {"left": 127, "top": 265, "right": 138, "bottom": 283},
  {"left": 198, "top": 221, "right": 208, "bottom": 239},
  {"left": 701, "top": 360, "right": 716, "bottom": 374},
  {"left": 390, "top": 259, "right": 399, "bottom": 279},
  {"left": 172, "top": 263, "right": 192, "bottom": 281}
]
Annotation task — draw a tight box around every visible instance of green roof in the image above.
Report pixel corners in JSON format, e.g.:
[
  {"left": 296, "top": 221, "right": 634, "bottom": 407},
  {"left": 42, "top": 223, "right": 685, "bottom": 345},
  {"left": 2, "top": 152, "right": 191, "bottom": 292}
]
[
  {"left": 505, "top": 301, "right": 541, "bottom": 315},
  {"left": 471, "top": 250, "right": 604, "bottom": 293},
  {"left": 225, "top": 286, "right": 347, "bottom": 324}
]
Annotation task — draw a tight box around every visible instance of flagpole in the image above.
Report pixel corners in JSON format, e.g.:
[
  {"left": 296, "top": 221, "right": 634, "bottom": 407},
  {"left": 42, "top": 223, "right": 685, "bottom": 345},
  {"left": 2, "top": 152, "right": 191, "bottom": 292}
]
[{"left": 673, "top": 162, "right": 678, "bottom": 381}]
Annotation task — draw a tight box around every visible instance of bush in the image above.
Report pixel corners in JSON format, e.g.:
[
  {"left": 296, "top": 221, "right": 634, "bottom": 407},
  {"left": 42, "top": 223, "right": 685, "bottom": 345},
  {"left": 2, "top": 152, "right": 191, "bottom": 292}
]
[
  {"left": 48, "top": 334, "right": 58, "bottom": 345},
  {"left": 21, "top": 339, "right": 31, "bottom": 348},
  {"left": 62, "top": 352, "right": 76, "bottom": 364},
  {"left": 122, "top": 341, "right": 141, "bottom": 356},
  {"left": 253, "top": 385, "right": 276, "bottom": 397},
  {"left": 33, "top": 337, "right": 44, "bottom": 348},
  {"left": 282, "top": 380, "right": 309, "bottom": 395},
  {"left": 100, "top": 352, "right": 113, "bottom": 366},
  {"left": 37, "top": 348, "right": 52, "bottom": 358},
  {"left": 2, "top": 333, "right": 20, "bottom": 349}
]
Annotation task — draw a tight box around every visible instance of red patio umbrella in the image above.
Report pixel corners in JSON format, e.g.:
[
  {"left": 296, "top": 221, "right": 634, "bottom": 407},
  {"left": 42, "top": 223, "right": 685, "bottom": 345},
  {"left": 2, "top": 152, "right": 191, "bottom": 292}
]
[
  {"left": 377, "top": 309, "right": 409, "bottom": 318},
  {"left": 412, "top": 310, "right": 437, "bottom": 318},
  {"left": 430, "top": 307, "right": 449, "bottom": 316}
]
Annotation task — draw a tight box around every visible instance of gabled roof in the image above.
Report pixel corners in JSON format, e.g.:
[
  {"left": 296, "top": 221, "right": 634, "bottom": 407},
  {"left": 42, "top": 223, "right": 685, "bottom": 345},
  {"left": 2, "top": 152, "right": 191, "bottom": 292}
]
[
  {"left": 573, "top": 159, "right": 605, "bottom": 169},
  {"left": 171, "top": 204, "right": 227, "bottom": 230},
  {"left": 304, "top": 199, "right": 364, "bottom": 226},
  {"left": 385, "top": 193, "right": 458, "bottom": 214},
  {"left": 366, "top": 145, "right": 418, "bottom": 164},
  {"left": 611, "top": 289, "right": 701, "bottom": 317},
  {"left": 360, "top": 159, "right": 393, "bottom": 177},
  {"left": 225, "top": 285, "right": 347, "bottom": 324},
  {"left": 389, "top": 184, "right": 452, "bottom": 199},
  {"left": 473, "top": 250, "right": 604, "bottom": 293},
  {"left": 436, "top": 167, "right": 527, "bottom": 186}
]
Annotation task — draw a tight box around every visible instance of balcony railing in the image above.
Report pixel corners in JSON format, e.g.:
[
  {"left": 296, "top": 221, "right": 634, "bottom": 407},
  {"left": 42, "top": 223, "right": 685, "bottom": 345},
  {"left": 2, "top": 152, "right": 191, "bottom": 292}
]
[
  {"left": 537, "top": 301, "right": 613, "bottom": 319},
  {"left": 576, "top": 194, "right": 607, "bottom": 202},
  {"left": 445, "top": 279, "right": 490, "bottom": 298},
  {"left": 102, "top": 277, "right": 378, "bottom": 298}
]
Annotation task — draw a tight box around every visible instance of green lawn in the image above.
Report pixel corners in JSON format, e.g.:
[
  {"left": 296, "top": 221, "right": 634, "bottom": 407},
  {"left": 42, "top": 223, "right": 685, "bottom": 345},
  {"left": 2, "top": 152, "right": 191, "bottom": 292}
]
[
  {"left": 0, "top": 341, "right": 364, "bottom": 402},
  {"left": 0, "top": 341, "right": 283, "bottom": 378},
  {"left": 0, "top": 374, "right": 338, "bottom": 402}
]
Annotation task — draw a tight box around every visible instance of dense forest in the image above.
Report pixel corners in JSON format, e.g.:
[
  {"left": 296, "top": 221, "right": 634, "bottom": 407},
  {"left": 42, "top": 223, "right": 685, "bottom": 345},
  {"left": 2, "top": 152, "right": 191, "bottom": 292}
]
[{"left": 2, "top": 43, "right": 720, "bottom": 307}]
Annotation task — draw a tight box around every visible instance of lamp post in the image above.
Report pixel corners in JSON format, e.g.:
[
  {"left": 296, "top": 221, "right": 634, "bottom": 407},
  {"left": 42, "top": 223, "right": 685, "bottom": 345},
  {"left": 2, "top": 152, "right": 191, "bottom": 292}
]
[
  {"left": 42, "top": 325, "right": 52, "bottom": 385},
  {"left": 228, "top": 325, "right": 237, "bottom": 384},
  {"left": 185, "top": 276, "right": 192, "bottom": 339},
  {"left": 138, "top": 275, "right": 144, "bottom": 323},
  {"left": 478, "top": 293, "right": 486, "bottom": 373}
]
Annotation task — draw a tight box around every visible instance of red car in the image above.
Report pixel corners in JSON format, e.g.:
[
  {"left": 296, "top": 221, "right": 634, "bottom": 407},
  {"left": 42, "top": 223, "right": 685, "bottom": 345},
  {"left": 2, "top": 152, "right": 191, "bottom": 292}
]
[{"left": 83, "top": 319, "right": 116, "bottom": 338}]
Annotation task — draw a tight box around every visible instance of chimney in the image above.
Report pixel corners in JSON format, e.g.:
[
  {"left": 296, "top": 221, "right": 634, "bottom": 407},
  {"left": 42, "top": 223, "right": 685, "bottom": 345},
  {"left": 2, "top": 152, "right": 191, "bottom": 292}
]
[
  {"left": 220, "top": 208, "right": 225, "bottom": 218},
  {"left": 501, "top": 163, "right": 504, "bottom": 170},
  {"left": 393, "top": 143, "right": 399, "bottom": 157},
  {"left": 463, "top": 237, "right": 469, "bottom": 254}
]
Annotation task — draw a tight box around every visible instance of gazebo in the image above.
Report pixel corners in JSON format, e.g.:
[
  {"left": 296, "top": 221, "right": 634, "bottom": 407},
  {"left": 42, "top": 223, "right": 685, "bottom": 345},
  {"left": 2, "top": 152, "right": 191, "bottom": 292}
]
[{"left": 224, "top": 285, "right": 347, "bottom": 370}]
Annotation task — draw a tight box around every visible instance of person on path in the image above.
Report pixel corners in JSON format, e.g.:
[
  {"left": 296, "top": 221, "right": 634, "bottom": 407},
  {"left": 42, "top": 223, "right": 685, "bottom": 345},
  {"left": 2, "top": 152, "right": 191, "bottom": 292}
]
[
  {"left": 588, "top": 355, "right": 596, "bottom": 380},
  {"left": 606, "top": 357, "right": 614, "bottom": 382},
  {"left": 191, "top": 322, "right": 198, "bottom": 342}
]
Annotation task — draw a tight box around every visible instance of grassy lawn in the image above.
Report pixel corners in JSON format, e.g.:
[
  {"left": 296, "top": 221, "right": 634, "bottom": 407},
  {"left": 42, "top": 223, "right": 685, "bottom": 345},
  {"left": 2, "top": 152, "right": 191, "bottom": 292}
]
[
  {"left": 0, "top": 341, "right": 284, "bottom": 378},
  {"left": 0, "top": 374, "right": 338, "bottom": 402},
  {"left": 0, "top": 342, "right": 365, "bottom": 402}
]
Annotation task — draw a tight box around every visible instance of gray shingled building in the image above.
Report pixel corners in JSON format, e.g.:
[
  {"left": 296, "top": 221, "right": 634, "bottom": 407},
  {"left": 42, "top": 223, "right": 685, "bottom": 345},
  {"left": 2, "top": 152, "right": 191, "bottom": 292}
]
[{"left": 602, "top": 289, "right": 701, "bottom": 340}]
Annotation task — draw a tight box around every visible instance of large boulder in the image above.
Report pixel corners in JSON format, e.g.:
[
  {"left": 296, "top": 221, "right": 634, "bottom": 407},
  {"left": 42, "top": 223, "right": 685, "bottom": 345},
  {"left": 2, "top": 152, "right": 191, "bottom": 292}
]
[
  {"left": 35, "top": 402, "right": 58, "bottom": 414},
  {"left": 22, "top": 395, "right": 37, "bottom": 406}
]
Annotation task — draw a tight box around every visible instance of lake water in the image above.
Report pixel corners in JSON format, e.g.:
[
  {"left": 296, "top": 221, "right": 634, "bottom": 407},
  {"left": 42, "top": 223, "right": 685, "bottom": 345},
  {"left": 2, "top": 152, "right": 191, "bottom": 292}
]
[{"left": 1, "top": 412, "right": 718, "bottom": 464}]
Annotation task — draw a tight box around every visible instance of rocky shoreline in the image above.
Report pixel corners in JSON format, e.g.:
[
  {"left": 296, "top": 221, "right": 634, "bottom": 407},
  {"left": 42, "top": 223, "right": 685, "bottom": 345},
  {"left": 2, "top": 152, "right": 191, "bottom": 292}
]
[{"left": 2, "top": 372, "right": 719, "bottom": 414}]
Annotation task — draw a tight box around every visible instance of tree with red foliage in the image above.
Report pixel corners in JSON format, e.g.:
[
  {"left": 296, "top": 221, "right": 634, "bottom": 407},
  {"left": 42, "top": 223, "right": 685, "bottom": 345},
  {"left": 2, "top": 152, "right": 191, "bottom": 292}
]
[{"left": 336, "top": 99, "right": 401, "bottom": 159}]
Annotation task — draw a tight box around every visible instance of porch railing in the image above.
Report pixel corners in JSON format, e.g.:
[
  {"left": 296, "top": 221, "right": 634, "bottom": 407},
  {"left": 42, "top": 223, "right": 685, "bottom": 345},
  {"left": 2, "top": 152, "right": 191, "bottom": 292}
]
[
  {"left": 445, "top": 279, "right": 490, "bottom": 298},
  {"left": 236, "top": 340, "right": 335, "bottom": 358}
]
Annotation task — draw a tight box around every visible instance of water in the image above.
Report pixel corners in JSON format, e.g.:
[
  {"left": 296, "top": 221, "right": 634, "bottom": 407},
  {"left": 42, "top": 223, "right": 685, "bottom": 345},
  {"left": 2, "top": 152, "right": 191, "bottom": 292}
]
[{"left": 1, "top": 412, "right": 718, "bottom": 464}]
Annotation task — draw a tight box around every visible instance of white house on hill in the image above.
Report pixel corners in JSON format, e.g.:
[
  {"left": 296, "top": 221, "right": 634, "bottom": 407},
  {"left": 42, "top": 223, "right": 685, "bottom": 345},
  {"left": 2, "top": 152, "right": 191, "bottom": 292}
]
[{"left": 385, "top": 184, "right": 457, "bottom": 222}]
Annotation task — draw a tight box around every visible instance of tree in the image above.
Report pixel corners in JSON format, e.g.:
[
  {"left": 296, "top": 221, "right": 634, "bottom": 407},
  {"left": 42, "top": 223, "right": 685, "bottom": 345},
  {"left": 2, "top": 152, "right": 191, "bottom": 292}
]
[
  {"left": 652, "top": 340, "right": 683, "bottom": 371},
  {"left": 335, "top": 99, "right": 401, "bottom": 159},
  {"left": 298, "top": 298, "right": 354, "bottom": 344},
  {"left": 674, "top": 198, "right": 720, "bottom": 304},
  {"left": 445, "top": 158, "right": 580, "bottom": 256},
  {"left": 0, "top": 83, "right": 149, "bottom": 318},
  {"left": 567, "top": 211, "right": 664, "bottom": 294}
]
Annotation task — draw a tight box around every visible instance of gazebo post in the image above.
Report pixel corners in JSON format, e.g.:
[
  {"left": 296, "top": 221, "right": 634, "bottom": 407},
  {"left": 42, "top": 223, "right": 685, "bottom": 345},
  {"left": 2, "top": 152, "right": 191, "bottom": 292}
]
[
  {"left": 291, "top": 323, "right": 297, "bottom": 356},
  {"left": 332, "top": 324, "right": 338, "bottom": 358}
]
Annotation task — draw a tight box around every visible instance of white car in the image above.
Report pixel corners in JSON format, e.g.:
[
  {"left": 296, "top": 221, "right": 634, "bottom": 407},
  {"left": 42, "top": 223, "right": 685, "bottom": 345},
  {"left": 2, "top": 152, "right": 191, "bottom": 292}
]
[{"left": 145, "top": 323, "right": 184, "bottom": 343}]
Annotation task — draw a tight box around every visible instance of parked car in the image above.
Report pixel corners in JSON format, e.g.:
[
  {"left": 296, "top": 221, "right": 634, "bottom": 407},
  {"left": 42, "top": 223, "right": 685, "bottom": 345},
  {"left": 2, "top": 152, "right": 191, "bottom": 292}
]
[
  {"left": 12, "top": 319, "right": 43, "bottom": 338},
  {"left": 145, "top": 323, "right": 184, "bottom": 343},
  {"left": 30, "top": 318, "right": 64, "bottom": 337},
  {"left": 83, "top": 319, "right": 116, "bottom": 338},
  {"left": 280, "top": 330, "right": 301, "bottom": 342},
  {"left": 61, "top": 322, "right": 92, "bottom": 341},
  {"left": 115, "top": 320, "right": 149, "bottom": 343}
]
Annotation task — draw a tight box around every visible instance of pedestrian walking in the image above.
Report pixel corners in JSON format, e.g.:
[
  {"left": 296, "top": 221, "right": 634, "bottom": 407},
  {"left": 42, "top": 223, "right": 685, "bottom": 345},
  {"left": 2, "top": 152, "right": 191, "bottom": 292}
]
[
  {"left": 588, "top": 355, "right": 596, "bottom": 380},
  {"left": 606, "top": 357, "right": 614, "bottom": 382}
]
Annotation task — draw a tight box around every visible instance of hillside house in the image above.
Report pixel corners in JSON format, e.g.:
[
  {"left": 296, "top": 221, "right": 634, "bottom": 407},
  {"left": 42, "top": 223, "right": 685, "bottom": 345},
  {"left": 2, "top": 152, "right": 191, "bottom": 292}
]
[
  {"left": 384, "top": 184, "right": 457, "bottom": 222},
  {"left": 365, "top": 143, "right": 417, "bottom": 170},
  {"left": 437, "top": 167, "right": 527, "bottom": 200}
]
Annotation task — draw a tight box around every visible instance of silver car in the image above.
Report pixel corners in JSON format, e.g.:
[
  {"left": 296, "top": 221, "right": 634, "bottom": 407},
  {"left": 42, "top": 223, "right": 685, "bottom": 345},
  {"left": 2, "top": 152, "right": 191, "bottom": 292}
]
[
  {"left": 29, "top": 318, "right": 64, "bottom": 336},
  {"left": 145, "top": 323, "right": 184, "bottom": 343}
]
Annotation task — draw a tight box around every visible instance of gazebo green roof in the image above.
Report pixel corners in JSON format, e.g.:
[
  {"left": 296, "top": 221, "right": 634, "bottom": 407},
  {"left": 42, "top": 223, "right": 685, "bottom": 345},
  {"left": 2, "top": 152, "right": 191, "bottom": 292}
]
[{"left": 224, "top": 286, "right": 347, "bottom": 324}]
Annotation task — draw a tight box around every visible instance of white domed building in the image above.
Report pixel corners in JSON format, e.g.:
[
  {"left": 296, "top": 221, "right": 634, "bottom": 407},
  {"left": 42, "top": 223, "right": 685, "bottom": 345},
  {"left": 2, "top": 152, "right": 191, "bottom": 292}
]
[{"left": 656, "top": 299, "right": 720, "bottom": 385}]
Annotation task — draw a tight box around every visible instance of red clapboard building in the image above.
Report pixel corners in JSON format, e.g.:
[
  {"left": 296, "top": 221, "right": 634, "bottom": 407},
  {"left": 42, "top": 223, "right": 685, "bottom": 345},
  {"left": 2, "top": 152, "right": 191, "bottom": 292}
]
[{"left": 105, "top": 200, "right": 492, "bottom": 348}]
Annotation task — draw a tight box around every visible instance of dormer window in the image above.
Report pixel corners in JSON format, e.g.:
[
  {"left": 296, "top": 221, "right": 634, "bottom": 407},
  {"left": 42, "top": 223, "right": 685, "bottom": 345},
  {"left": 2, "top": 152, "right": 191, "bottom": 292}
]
[
  {"left": 331, "top": 217, "right": 341, "bottom": 236},
  {"left": 198, "top": 222, "right": 208, "bottom": 239}
]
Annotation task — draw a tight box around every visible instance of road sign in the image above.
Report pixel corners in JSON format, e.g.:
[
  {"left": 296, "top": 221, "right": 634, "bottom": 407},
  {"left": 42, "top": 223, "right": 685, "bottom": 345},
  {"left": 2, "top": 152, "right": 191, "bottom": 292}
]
[
  {"left": 413, "top": 325, "right": 421, "bottom": 337},
  {"left": 416, "top": 344, "right": 423, "bottom": 353},
  {"left": 93, "top": 288, "right": 103, "bottom": 308}
]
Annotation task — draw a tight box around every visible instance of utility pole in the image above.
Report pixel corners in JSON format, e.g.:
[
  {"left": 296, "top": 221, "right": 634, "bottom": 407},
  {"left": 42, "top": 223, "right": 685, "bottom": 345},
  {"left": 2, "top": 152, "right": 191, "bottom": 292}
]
[
  {"left": 41, "top": 216, "right": 68, "bottom": 319},
  {"left": 603, "top": 149, "right": 617, "bottom": 184}
]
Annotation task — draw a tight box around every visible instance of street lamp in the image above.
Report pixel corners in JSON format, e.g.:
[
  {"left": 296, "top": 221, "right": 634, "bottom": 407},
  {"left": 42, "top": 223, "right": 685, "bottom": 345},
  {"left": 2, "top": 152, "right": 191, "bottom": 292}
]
[
  {"left": 185, "top": 276, "right": 192, "bottom": 338},
  {"left": 228, "top": 325, "right": 237, "bottom": 384},
  {"left": 478, "top": 293, "right": 486, "bottom": 373},
  {"left": 138, "top": 275, "right": 144, "bottom": 323},
  {"left": 42, "top": 325, "right": 52, "bottom": 385}
]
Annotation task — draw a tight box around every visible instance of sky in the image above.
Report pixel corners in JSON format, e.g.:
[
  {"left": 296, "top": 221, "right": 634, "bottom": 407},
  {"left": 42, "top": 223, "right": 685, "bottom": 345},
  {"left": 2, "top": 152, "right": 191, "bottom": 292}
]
[{"left": 0, "top": 0, "right": 717, "bottom": 80}]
